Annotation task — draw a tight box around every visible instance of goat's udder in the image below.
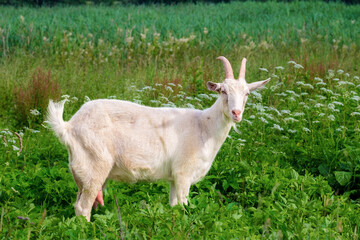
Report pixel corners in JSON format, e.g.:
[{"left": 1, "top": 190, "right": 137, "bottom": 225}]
[{"left": 92, "top": 189, "right": 104, "bottom": 209}]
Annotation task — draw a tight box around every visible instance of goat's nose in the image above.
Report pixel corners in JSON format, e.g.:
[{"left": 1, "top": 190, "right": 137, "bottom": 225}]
[{"left": 232, "top": 109, "right": 241, "bottom": 117}]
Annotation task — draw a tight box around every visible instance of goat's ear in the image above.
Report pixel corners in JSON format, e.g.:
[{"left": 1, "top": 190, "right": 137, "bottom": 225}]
[
  {"left": 247, "top": 78, "right": 270, "bottom": 92},
  {"left": 207, "top": 81, "right": 221, "bottom": 92}
]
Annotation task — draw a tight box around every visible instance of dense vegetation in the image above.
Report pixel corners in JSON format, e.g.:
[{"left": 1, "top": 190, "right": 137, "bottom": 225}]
[
  {"left": 0, "top": 1, "right": 359, "bottom": 238},
  {"left": 1, "top": 0, "right": 359, "bottom": 7}
]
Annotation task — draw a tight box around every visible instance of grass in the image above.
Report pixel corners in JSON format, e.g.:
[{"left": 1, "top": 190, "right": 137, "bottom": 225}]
[{"left": 0, "top": 1, "right": 360, "bottom": 239}]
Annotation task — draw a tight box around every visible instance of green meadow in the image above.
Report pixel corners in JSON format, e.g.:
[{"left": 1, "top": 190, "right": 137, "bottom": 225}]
[{"left": 0, "top": 1, "right": 360, "bottom": 238}]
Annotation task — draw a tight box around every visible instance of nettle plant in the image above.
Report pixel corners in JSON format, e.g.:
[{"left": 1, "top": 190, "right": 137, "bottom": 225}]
[{"left": 236, "top": 61, "right": 360, "bottom": 196}]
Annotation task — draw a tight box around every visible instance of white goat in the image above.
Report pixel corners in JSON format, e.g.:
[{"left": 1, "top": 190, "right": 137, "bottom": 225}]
[{"left": 47, "top": 56, "right": 270, "bottom": 221}]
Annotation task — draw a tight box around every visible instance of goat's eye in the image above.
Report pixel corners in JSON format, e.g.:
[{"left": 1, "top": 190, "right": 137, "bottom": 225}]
[
  {"left": 245, "top": 92, "right": 250, "bottom": 96},
  {"left": 221, "top": 90, "right": 227, "bottom": 95}
]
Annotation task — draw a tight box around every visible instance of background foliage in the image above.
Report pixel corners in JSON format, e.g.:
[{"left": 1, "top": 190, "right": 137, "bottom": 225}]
[
  {"left": 0, "top": 1, "right": 359, "bottom": 239},
  {"left": 0, "top": 0, "right": 359, "bottom": 7}
]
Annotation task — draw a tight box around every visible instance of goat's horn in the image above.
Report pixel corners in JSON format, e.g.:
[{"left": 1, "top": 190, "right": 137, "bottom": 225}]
[
  {"left": 217, "top": 56, "right": 234, "bottom": 79},
  {"left": 238, "top": 58, "right": 247, "bottom": 80}
]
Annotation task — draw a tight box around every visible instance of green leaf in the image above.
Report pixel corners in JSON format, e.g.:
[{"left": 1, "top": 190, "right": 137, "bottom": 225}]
[
  {"left": 334, "top": 171, "right": 352, "bottom": 186},
  {"left": 318, "top": 164, "right": 329, "bottom": 177}
]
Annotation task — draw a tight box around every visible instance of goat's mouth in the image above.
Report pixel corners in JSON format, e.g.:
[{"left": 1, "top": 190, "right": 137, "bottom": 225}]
[{"left": 232, "top": 116, "right": 242, "bottom": 122}]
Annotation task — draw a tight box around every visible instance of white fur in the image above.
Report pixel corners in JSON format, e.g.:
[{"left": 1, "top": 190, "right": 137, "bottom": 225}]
[{"left": 47, "top": 58, "right": 269, "bottom": 221}]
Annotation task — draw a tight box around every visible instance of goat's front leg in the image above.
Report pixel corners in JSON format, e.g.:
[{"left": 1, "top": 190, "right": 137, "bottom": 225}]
[
  {"left": 169, "top": 182, "right": 178, "bottom": 206},
  {"left": 174, "top": 175, "right": 191, "bottom": 205}
]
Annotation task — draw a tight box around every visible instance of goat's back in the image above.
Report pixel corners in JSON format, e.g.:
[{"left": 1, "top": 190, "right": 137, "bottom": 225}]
[{"left": 67, "top": 99, "right": 204, "bottom": 182}]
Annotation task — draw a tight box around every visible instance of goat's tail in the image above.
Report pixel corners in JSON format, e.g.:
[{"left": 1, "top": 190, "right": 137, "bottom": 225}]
[{"left": 46, "top": 100, "right": 70, "bottom": 145}]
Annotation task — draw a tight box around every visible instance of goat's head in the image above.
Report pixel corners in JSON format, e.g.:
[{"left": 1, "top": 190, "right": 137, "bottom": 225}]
[{"left": 207, "top": 56, "right": 270, "bottom": 122}]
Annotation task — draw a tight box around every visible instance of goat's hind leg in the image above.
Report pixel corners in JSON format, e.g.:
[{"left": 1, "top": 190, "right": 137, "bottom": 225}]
[{"left": 71, "top": 156, "right": 112, "bottom": 221}]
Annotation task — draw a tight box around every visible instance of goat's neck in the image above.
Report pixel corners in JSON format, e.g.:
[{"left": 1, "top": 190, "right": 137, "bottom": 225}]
[{"left": 202, "top": 98, "right": 233, "bottom": 144}]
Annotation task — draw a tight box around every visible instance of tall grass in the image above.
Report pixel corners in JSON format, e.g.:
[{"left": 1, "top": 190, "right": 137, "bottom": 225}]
[{"left": 0, "top": 1, "right": 359, "bottom": 57}]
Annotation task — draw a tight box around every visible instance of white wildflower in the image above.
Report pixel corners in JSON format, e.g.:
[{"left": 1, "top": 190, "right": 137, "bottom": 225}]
[
  {"left": 284, "top": 117, "right": 298, "bottom": 123},
  {"left": 107, "top": 95, "right": 117, "bottom": 99},
  {"left": 288, "top": 129, "right": 297, "bottom": 134},
  {"left": 294, "top": 112, "right": 305, "bottom": 117},
  {"left": 327, "top": 115, "right": 335, "bottom": 121},
  {"left": 332, "top": 101, "right": 344, "bottom": 106},
  {"left": 281, "top": 110, "right": 291, "bottom": 115},
  {"left": 336, "top": 126, "right": 346, "bottom": 132},
  {"left": 203, "top": 27, "right": 209, "bottom": 35},
  {"left": 302, "top": 127, "right": 311, "bottom": 133},
  {"left": 30, "top": 109, "right": 40, "bottom": 116},
  {"left": 319, "top": 113, "right": 325, "bottom": 117},
  {"left": 252, "top": 103, "right": 266, "bottom": 112},
  {"left": 133, "top": 99, "right": 142, "bottom": 105},
  {"left": 316, "top": 95, "right": 327, "bottom": 100},
  {"left": 288, "top": 60, "right": 297, "bottom": 65},
  {"left": 351, "top": 112, "right": 360, "bottom": 116},
  {"left": 249, "top": 115, "right": 256, "bottom": 119},
  {"left": 12, "top": 145, "right": 19, "bottom": 151},
  {"left": 161, "top": 102, "right": 176, "bottom": 108},
  {"left": 260, "top": 117, "right": 268, "bottom": 124},
  {"left": 337, "top": 69, "right": 344, "bottom": 74},
  {"left": 351, "top": 96, "right": 360, "bottom": 102},
  {"left": 243, "top": 119, "right": 252, "bottom": 125},
  {"left": 271, "top": 74, "right": 279, "bottom": 79},
  {"left": 251, "top": 91, "right": 262, "bottom": 101},
  {"left": 294, "top": 64, "right": 304, "bottom": 69},
  {"left": 259, "top": 68, "right": 268, "bottom": 72},
  {"left": 275, "top": 66, "right": 285, "bottom": 70},
  {"left": 165, "top": 86, "right": 174, "bottom": 93},
  {"left": 314, "top": 77, "right": 323, "bottom": 82},
  {"left": 150, "top": 100, "right": 161, "bottom": 104},
  {"left": 260, "top": 112, "right": 275, "bottom": 121},
  {"left": 142, "top": 86, "right": 155, "bottom": 91},
  {"left": 275, "top": 92, "right": 287, "bottom": 97},
  {"left": 296, "top": 82, "right": 313, "bottom": 89},
  {"left": 209, "top": 93, "right": 218, "bottom": 99},
  {"left": 84, "top": 96, "right": 91, "bottom": 102},
  {"left": 338, "top": 81, "right": 355, "bottom": 86},
  {"left": 316, "top": 82, "right": 327, "bottom": 86},
  {"left": 71, "top": 96, "right": 78, "bottom": 102},
  {"left": 288, "top": 97, "right": 296, "bottom": 102},
  {"left": 320, "top": 88, "right": 334, "bottom": 94},
  {"left": 185, "top": 103, "right": 195, "bottom": 109},
  {"left": 333, "top": 78, "right": 339, "bottom": 81},
  {"left": 269, "top": 106, "right": 281, "bottom": 116},
  {"left": 312, "top": 120, "right": 320, "bottom": 124},
  {"left": 198, "top": 94, "right": 212, "bottom": 100},
  {"left": 238, "top": 138, "right": 246, "bottom": 143},
  {"left": 345, "top": 73, "right": 350, "bottom": 77},
  {"left": 328, "top": 69, "right": 335, "bottom": 76},
  {"left": 315, "top": 103, "right": 324, "bottom": 108},
  {"left": 354, "top": 76, "right": 359, "bottom": 81},
  {"left": 272, "top": 124, "right": 283, "bottom": 131},
  {"left": 61, "top": 94, "right": 70, "bottom": 100}
]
